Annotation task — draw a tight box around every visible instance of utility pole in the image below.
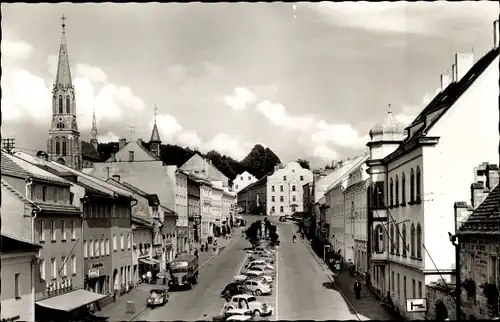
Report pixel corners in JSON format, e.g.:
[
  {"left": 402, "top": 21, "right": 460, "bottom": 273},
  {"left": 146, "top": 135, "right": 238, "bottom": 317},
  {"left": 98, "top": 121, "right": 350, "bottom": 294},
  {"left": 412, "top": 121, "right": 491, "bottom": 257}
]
[
  {"left": 2, "top": 138, "right": 15, "bottom": 154},
  {"left": 126, "top": 125, "right": 136, "bottom": 142}
]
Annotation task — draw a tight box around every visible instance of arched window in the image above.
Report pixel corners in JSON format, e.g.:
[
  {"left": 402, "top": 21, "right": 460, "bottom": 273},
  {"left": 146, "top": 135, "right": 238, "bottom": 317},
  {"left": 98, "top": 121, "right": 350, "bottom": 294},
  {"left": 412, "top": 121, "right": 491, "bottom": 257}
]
[
  {"left": 416, "top": 167, "right": 422, "bottom": 202},
  {"left": 401, "top": 173, "right": 406, "bottom": 204},
  {"left": 280, "top": 206, "right": 284, "bottom": 213},
  {"left": 410, "top": 223, "right": 416, "bottom": 257},
  {"left": 58, "top": 96, "right": 63, "bottom": 114},
  {"left": 416, "top": 223, "right": 422, "bottom": 258},
  {"left": 271, "top": 206, "right": 275, "bottom": 213},
  {"left": 410, "top": 169, "right": 415, "bottom": 203},
  {"left": 62, "top": 137, "right": 67, "bottom": 156},
  {"left": 402, "top": 224, "right": 407, "bottom": 256},
  {"left": 390, "top": 224, "right": 395, "bottom": 253},
  {"left": 395, "top": 175, "right": 399, "bottom": 205},
  {"left": 396, "top": 224, "right": 400, "bottom": 254},
  {"left": 373, "top": 225, "right": 385, "bottom": 252},
  {"left": 55, "top": 137, "right": 61, "bottom": 155},
  {"left": 390, "top": 178, "right": 394, "bottom": 207},
  {"left": 66, "top": 96, "right": 71, "bottom": 114}
]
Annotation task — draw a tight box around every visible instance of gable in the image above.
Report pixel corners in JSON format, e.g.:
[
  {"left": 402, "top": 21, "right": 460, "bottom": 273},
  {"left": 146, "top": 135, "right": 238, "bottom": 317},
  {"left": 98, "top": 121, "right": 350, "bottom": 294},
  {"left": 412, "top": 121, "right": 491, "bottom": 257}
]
[{"left": 111, "top": 141, "right": 157, "bottom": 162}]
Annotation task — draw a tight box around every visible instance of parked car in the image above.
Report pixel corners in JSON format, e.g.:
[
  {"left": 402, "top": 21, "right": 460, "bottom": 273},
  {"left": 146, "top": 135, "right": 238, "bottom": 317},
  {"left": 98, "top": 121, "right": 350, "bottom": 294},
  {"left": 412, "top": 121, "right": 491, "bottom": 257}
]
[
  {"left": 221, "top": 282, "right": 255, "bottom": 298},
  {"left": 253, "top": 246, "right": 275, "bottom": 255},
  {"left": 224, "top": 294, "right": 273, "bottom": 317},
  {"left": 248, "top": 262, "right": 275, "bottom": 271},
  {"left": 146, "top": 288, "right": 169, "bottom": 308},
  {"left": 241, "top": 266, "right": 274, "bottom": 277},
  {"left": 246, "top": 275, "right": 273, "bottom": 286},
  {"left": 252, "top": 254, "right": 275, "bottom": 264},
  {"left": 244, "top": 270, "right": 273, "bottom": 283},
  {"left": 242, "top": 279, "right": 272, "bottom": 296}
]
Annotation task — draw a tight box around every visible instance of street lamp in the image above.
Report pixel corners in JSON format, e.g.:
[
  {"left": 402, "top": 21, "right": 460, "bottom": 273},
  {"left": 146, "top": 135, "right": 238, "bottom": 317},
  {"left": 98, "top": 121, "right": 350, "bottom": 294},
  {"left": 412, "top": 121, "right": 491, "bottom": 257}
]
[{"left": 448, "top": 232, "right": 462, "bottom": 322}]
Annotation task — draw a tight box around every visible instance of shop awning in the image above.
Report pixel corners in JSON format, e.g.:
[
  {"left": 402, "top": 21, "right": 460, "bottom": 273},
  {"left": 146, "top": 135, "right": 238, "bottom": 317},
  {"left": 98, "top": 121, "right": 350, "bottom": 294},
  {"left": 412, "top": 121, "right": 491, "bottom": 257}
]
[
  {"left": 139, "top": 258, "right": 161, "bottom": 265},
  {"left": 36, "top": 289, "right": 107, "bottom": 312},
  {"left": 149, "top": 258, "right": 162, "bottom": 264}
]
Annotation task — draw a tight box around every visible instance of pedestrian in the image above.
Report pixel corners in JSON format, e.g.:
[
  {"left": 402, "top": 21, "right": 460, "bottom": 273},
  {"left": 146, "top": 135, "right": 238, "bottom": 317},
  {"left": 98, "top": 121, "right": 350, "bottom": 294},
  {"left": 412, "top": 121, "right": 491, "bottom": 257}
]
[
  {"left": 354, "top": 279, "right": 362, "bottom": 299},
  {"left": 194, "top": 249, "right": 199, "bottom": 260},
  {"left": 146, "top": 270, "right": 152, "bottom": 284}
]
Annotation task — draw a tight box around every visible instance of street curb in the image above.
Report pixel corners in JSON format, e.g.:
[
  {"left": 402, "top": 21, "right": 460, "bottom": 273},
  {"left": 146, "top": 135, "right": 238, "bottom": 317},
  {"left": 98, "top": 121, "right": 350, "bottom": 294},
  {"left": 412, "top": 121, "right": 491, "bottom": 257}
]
[{"left": 300, "top": 239, "right": 362, "bottom": 321}]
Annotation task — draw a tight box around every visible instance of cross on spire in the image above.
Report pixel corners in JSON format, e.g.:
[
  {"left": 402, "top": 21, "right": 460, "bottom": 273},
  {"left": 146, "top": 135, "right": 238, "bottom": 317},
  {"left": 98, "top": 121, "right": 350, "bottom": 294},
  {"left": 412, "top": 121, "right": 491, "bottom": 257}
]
[
  {"left": 154, "top": 105, "right": 158, "bottom": 124},
  {"left": 61, "top": 15, "right": 67, "bottom": 33},
  {"left": 388, "top": 104, "right": 392, "bottom": 114}
]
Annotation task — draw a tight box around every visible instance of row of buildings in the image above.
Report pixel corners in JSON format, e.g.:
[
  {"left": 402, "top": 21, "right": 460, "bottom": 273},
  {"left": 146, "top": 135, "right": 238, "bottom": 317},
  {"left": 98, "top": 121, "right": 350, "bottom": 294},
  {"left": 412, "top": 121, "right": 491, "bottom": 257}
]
[
  {"left": 236, "top": 162, "right": 314, "bottom": 216},
  {"left": 303, "top": 20, "right": 500, "bottom": 320},
  {"left": 1, "top": 19, "right": 236, "bottom": 322}
]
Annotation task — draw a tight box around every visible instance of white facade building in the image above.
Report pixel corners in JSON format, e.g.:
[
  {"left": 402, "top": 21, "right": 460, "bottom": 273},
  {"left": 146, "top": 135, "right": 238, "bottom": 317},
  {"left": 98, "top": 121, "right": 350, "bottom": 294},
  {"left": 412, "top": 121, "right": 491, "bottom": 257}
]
[
  {"left": 366, "top": 27, "right": 499, "bottom": 320},
  {"left": 211, "top": 182, "right": 224, "bottom": 232},
  {"left": 175, "top": 170, "right": 189, "bottom": 253},
  {"left": 233, "top": 171, "right": 257, "bottom": 193},
  {"left": 199, "top": 180, "right": 213, "bottom": 241},
  {"left": 266, "top": 162, "right": 313, "bottom": 216},
  {"left": 222, "top": 188, "right": 236, "bottom": 224}
]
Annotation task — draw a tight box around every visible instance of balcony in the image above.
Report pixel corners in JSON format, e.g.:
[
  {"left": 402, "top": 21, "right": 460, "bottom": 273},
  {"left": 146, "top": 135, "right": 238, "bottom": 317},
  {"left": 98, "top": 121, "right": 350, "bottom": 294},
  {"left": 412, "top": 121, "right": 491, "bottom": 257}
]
[
  {"left": 372, "top": 208, "right": 388, "bottom": 220},
  {"left": 371, "top": 250, "right": 388, "bottom": 263}
]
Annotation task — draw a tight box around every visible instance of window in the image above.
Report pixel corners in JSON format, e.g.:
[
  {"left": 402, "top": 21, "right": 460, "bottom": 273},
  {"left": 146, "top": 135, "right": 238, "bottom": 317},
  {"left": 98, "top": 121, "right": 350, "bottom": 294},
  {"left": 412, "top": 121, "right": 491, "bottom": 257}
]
[
  {"left": 416, "top": 167, "right": 422, "bottom": 202},
  {"left": 391, "top": 271, "right": 395, "bottom": 292},
  {"left": 271, "top": 186, "right": 275, "bottom": 192},
  {"left": 83, "top": 240, "right": 88, "bottom": 258},
  {"left": 280, "top": 196, "right": 284, "bottom": 202},
  {"left": 300, "top": 176, "right": 304, "bottom": 181},
  {"left": 410, "top": 168, "right": 415, "bottom": 202},
  {"left": 55, "top": 137, "right": 61, "bottom": 155},
  {"left": 129, "top": 151, "right": 134, "bottom": 162},
  {"left": 54, "top": 187, "right": 58, "bottom": 202},
  {"left": 292, "top": 196, "right": 296, "bottom": 202},
  {"left": 467, "top": 252, "right": 475, "bottom": 273},
  {"left": 280, "top": 185, "right": 283, "bottom": 192},
  {"left": 403, "top": 276, "right": 407, "bottom": 299},
  {"left": 292, "top": 185, "right": 296, "bottom": 192},
  {"left": 390, "top": 224, "right": 395, "bottom": 253},
  {"left": 401, "top": 173, "right": 406, "bottom": 204},
  {"left": 240, "top": 176, "right": 243, "bottom": 181},
  {"left": 71, "top": 220, "right": 76, "bottom": 239},
  {"left": 416, "top": 223, "right": 422, "bottom": 258},
  {"left": 235, "top": 185, "right": 238, "bottom": 189},
  {"left": 106, "top": 239, "right": 110, "bottom": 255},
  {"left": 61, "top": 256, "right": 67, "bottom": 276},
  {"left": 280, "top": 206, "right": 284, "bottom": 213},
  {"left": 271, "top": 206, "right": 275, "bottom": 213},
  {"left": 113, "top": 234, "right": 117, "bottom": 251},
  {"left": 283, "top": 176, "right": 287, "bottom": 181},
  {"left": 62, "top": 137, "right": 67, "bottom": 156},
  {"left": 15, "top": 273, "right": 20, "bottom": 299},
  {"left": 43, "top": 186, "right": 48, "bottom": 202},
  {"left": 410, "top": 224, "right": 416, "bottom": 257},
  {"left": 489, "top": 256, "right": 498, "bottom": 284},
  {"left": 66, "top": 96, "right": 71, "bottom": 113},
  {"left": 418, "top": 281, "right": 422, "bottom": 298},
  {"left": 89, "top": 239, "right": 94, "bottom": 257},
  {"left": 60, "top": 220, "right": 66, "bottom": 240},
  {"left": 127, "top": 234, "right": 131, "bottom": 249},
  {"left": 51, "top": 220, "right": 56, "bottom": 240},
  {"left": 402, "top": 224, "right": 407, "bottom": 256},
  {"left": 39, "top": 220, "right": 45, "bottom": 241},
  {"left": 51, "top": 258, "right": 57, "bottom": 279},
  {"left": 396, "top": 226, "right": 400, "bottom": 254},
  {"left": 39, "top": 259, "right": 46, "bottom": 281},
  {"left": 58, "top": 96, "right": 63, "bottom": 113},
  {"left": 120, "top": 234, "right": 124, "bottom": 250},
  {"left": 397, "top": 273, "right": 401, "bottom": 297},
  {"left": 71, "top": 255, "right": 76, "bottom": 275},
  {"left": 412, "top": 279, "right": 416, "bottom": 298},
  {"left": 373, "top": 225, "right": 385, "bottom": 252},
  {"left": 101, "top": 239, "right": 105, "bottom": 256},
  {"left": 389, "top": 178, "right": 394, "bottom": 206},
  {"left": 271, "top": 196, "right": 275, "bottom": 202},
  {"left": 248, "top": 176, "right": 251, "bottom": 180},
  {"left": 395, "top": 176, "right": 399, "bottom": 205}
]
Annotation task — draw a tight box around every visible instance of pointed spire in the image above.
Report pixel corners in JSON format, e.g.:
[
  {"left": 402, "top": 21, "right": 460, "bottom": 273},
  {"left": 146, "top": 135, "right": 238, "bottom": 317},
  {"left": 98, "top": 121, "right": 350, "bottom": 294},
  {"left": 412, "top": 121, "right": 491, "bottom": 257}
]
[
  {"left": 55, "top": 15, "right": 73, "bottom": 88},
  {"left": 90, "top": 108, "right": 99, "bottom": 150},
  {"left": 150, "top": 105, "right": 161, "bottom": 143},
  {"left": 388, "top": 103, "right": 392, "bottom": 114}
]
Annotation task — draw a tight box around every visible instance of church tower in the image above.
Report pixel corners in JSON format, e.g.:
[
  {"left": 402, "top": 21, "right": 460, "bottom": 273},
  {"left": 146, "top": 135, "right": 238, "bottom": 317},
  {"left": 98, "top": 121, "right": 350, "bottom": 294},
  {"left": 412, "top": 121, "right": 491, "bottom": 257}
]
[
  {"left": 149, "top": 105, "right": 162, "bottom": 158},
  {"left": 90, "top": 108, "right": 99, "bottom": 151},
  {"left": 47, "top": 16, "right": 82, "bottom": 170}
]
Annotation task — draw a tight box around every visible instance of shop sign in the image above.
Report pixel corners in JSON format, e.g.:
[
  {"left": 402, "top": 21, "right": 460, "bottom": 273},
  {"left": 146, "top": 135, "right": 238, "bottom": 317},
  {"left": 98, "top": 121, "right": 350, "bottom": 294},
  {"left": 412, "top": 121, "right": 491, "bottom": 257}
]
[
  {"left": 155, "top": 249, "right": 163, "bottom": 256},
  {"left": 177, "top": 228, "right": 186, "bottom": 236},
  {"left": 88, "top": 268, "right": 100, "bottom": 278},
  {"left": 92, "top": 262, "right": 104, "bottom": 269}
]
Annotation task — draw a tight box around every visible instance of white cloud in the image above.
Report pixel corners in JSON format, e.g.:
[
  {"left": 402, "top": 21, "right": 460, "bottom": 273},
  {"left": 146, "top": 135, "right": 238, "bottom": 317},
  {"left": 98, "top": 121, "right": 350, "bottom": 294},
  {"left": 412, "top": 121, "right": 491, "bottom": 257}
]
[
  {"left": 394, "top": 87, "right": 440, "bottom": 127},
  {"left": 48, "top": 54, "right": 58, "bottom": 78},
  {"left": 312, "top": 146, "right": 339, "bottom": 161},
  {"left": 98, "top": 131, "right": 120, "bottom": 143},
  {"left": 202, "top": 133, "right": 248, "bottom": 160},
  {"left": 224, "top": 87, "right": 258, "bottom": 111},
  {"left": 256, "top": 100, "right": 316, "bottom": 131},
  {"left": 1, "top": 40, "right": 33, "bottom": 59},
  {"left": 151, "top": 114, "right": 183, "bottom": 142},
  {"left": 177, "top": 130, "right": 202, "bottom": 149},
  {"left": 312, "top": 2, "right": 498, "bottom": 34},
  {"left": 311, "top": 121, "right": 370, "bottom": 149},
  {"left": 75, "top": 64, "right": 108, "bottom": 83}
]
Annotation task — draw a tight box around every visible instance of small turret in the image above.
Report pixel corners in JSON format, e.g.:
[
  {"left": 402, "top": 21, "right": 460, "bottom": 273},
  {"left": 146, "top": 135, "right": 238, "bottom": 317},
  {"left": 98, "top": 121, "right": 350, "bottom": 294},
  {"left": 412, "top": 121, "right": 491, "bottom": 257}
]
[{"left": 150, "top": 105, "right": 162, "bottom": 158}]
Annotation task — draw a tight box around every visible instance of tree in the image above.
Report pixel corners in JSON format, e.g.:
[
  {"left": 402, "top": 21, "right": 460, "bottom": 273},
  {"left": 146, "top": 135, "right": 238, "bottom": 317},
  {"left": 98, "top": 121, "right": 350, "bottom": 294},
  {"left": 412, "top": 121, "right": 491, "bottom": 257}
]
[
  {"left": 268, "top": 224, "right": 279, "bottom": 245},
  {"left": 241, "top": 145, "right": 281, "bottom": 179},
  {"left": 245, "top": 220, "right": 262, "bottom": 246},
  {"left": 297, "top": 159, "right": 310, "bottom": 170}
]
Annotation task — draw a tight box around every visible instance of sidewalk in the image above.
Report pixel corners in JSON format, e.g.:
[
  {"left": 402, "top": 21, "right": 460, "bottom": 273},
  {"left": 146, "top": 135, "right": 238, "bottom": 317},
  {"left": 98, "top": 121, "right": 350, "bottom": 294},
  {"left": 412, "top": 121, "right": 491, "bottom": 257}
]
[
  {"left": 94, "top": 283, "right": 153, "bottom": 321},
  {"left": 194, "top": 234, "right": 234, "bottom": 266},
  {"left": 302, "top": 239, "right": 398, "bottom": 321}
]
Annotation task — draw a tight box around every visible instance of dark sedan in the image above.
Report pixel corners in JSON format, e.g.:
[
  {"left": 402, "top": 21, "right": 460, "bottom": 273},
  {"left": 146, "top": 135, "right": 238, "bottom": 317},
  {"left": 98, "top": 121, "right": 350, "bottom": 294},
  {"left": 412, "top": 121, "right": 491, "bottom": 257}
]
[{"left": 221, "top": 282, "right": 255, "bottom": 299}]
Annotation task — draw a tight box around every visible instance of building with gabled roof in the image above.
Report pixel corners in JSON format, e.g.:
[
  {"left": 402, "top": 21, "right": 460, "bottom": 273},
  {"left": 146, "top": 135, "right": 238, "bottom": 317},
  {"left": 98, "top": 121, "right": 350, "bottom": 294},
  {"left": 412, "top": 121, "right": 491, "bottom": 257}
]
[
  {"left": 365, "top": 21, "right": 499, "bottom": 320},
  {"left": 237, "top": 172, "right": 271, "bottom": 215}
]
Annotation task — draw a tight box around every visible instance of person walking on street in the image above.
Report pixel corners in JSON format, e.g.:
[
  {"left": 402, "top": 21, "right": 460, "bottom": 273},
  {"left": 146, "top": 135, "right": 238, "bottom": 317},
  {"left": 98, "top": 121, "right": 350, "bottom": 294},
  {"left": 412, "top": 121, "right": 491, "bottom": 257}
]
[
  {"left": 146, "top": 270, "right": 152, "bottom": 284},
  {"left": 354, "top": 279, "right": 362, "bottom": 299},
  {"left": 194, "top": 248, "right": 199, "bottom": 260}
]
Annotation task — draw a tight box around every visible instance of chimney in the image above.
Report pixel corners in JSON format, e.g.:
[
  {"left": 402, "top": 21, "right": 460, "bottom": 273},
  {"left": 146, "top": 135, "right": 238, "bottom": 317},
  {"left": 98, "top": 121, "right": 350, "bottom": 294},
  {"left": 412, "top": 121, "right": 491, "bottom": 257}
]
[
  {"left": 451, "top": 64, "right": 457, "bottom": 82},
  {"left": 137, "top": 138, "right": 142, "bottom": 146},
  {"left": 494, "top": 20, "right": 499, "bottom": 49},
  {"left": 455, "top": 53, "right": 474, "bottom": 81},
  {"left": 110, "top": 152, "right": 116, "bottom": 162},
  {"left": 440, "top": 74, "right": 451, "bottom": 91},
  {"left": 470, "top": 182, "right": 487, "bottom": 209},
  {"left": 112, "top": 175, "right": 120, "bottom": 182},
  {"left": 119, "top": 138, "right": 126, "bottom": 150},
  {"left": 485, "top": 164, "right": 499, "bottom": 190},
  {"left": 454, "top": 202, "right": 472, "bottom": 231}
]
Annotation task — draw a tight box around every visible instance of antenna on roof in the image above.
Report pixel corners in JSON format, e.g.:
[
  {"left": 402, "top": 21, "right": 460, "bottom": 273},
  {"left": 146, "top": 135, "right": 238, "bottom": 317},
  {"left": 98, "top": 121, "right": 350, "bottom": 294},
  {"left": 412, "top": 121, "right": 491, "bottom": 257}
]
[{"left": 126, "top": 125, "right": 136, "bottom": 142}]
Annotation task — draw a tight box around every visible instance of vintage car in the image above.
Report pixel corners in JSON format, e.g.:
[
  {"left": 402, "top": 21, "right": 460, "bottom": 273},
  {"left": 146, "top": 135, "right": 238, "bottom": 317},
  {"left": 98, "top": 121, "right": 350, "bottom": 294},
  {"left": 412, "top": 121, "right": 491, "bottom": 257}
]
[
  {"left": 246, "top": 262, "right": 275, "bottom": 271},
  {"left": 146, "top": 288, "right": 169, "bottom": 307},
  {"left": 221, "top": 282, "right": 255, "bottom": 298},
  {"left": 242, "top": 279, "right": 272, "bottom": 296},
  {"left": 224, "top": 294, "right": 273, "bottom": 317}
]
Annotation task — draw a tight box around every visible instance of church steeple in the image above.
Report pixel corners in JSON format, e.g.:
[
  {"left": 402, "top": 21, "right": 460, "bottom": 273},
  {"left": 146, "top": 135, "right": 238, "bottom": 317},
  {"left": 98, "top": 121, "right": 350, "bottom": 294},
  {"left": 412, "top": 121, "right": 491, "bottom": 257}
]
[
  {"left": 47, "top": 15, "right": 81, "bottom": 170},
  {"left": 90, "top": 108, "right": 99, "bottom": 151},
  {"left": 150, "top": 105, "right": 162, "bottom": 157}
]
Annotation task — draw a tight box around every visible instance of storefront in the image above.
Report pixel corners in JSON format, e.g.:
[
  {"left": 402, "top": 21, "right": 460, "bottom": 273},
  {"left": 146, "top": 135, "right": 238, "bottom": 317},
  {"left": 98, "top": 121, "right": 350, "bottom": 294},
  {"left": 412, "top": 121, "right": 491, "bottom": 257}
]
[
  {"left": 176, "top": 227, "right": 188, "bottom": 254},
  {"left": 138, "top": 257, "right": 162, "bottom": 282},
  {"left": 85, "top": 262, "right": 109, "bottom": 295}
]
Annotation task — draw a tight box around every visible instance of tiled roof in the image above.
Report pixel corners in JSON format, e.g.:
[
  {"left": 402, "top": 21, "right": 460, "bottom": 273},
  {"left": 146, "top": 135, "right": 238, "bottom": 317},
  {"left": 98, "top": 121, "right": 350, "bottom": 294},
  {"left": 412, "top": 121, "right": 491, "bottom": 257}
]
[
  {"left": 81, "top": 141, "right": 101, "bottom": 161},
  {"left": 459, "top": 184, "right": 499, "bottom": 234},
  {"left": 1, "top": 179, "right": 33, "bottom": 205},
  {"left": 1, "top": 233, "right": 41, "bottom": 253},
  {"left": 238, "top": 172, "right": 270, "bottom": 194},
  {"left": 385, "top": 48, "right": 499, "bottom": 162},
  {"left": 37, "top": 202, "right": 81, "bottom": 215},
  {"left": 77, "top": 181, "right": 113, "bottom": 197}
]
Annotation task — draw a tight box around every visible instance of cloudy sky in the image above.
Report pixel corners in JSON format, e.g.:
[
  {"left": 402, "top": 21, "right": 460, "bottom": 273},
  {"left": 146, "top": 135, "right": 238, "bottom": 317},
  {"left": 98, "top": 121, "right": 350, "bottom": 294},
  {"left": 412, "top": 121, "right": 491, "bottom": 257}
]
[{"left": 2, "top": 3, "right": 497, "bottom": 166}]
